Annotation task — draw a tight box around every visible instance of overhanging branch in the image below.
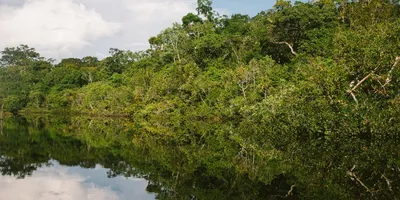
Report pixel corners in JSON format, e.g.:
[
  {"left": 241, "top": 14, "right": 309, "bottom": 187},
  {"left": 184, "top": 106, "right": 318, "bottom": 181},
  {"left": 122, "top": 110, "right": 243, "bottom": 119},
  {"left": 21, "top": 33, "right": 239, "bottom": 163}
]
[
  {"left": 347, "top": 67, "right": 378, "bottom": 105},
  {"left": 347, "top": 56, "right": 399, "bottom": 105},
  {"left": 347, "top": 165, "right": 372, "bottom": 194},
  {"left": 273, "top": 41, "right": 297, "bottom": 56}
]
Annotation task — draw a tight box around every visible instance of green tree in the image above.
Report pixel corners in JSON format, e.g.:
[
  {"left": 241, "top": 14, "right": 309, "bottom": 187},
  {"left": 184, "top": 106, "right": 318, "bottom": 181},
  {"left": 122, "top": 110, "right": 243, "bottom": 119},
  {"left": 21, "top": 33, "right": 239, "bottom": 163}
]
[
  {"left": 197, "top": 0, "right": 214, "bottom": 21},
  {"left": 0, "top": 45, "right": 43, "bottom": 67},
  {"left": 182, "top": 13, "right": 203, "bottom": 28}
]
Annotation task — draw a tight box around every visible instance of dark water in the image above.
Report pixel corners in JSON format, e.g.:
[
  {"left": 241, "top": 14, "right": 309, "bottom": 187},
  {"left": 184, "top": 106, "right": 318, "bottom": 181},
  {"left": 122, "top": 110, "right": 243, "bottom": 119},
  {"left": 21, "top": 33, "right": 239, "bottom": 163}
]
[{"left": 0, "top": 115, "right": 399, "bottom": 200}]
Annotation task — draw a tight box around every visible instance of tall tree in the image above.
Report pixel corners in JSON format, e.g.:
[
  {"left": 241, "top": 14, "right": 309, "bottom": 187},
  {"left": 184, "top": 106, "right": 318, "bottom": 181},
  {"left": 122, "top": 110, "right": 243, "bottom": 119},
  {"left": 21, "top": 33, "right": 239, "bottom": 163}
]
[
  {"left": 0, "top": 45, "right": 43, "bottom": 67},
  {"left": 197, "top": 0, "right": 214, "bottom": 21}
]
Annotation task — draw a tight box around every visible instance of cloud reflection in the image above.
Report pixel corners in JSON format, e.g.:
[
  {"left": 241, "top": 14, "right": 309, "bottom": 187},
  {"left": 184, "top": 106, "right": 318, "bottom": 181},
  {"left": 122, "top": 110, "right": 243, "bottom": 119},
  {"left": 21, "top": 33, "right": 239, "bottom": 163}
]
[{"left": 0, "top": 165, "right": 119, "bottom": 200}]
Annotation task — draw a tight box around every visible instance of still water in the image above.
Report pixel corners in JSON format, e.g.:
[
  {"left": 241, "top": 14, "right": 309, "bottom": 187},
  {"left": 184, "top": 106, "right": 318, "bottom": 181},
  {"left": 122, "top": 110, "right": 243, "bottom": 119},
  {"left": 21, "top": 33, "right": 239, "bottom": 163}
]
[
  {"left": 0, "top": 116, "right": 159, "bottom": 200},
  {"left": 0, "top": 115, "right": 399, "bottom": 199},
  {"left": 0, "top": 160, "right": 154, "bottom": 200}
]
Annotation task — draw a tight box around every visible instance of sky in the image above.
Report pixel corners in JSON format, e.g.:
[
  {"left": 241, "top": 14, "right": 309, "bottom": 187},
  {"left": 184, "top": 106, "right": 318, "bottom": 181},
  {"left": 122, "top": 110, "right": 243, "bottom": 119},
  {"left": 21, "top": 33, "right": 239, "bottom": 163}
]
[{"left": 0, "top": 0, "right": 278, "bottom": 60}]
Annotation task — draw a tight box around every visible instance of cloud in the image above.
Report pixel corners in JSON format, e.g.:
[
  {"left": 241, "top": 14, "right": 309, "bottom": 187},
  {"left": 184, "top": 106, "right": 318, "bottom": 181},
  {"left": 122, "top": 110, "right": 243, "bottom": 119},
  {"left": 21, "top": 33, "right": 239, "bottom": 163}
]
[
  {"left": 0, "top": 167, "right": 118, "bottom": 200},
  {"left": 69, "top": 0, "right": 197, "bottom": 58},
  {"left": 116, "top": 0, "right": 196, "bottom": 50},
  {"left": 122, "top": 0, "right": 196, "bottom": 23},
  {"left": 0, "top": 0, "right": 120, "bottom": 59},
  {"left": 0, "top": 0, "right": 198, "bottom": 59}
]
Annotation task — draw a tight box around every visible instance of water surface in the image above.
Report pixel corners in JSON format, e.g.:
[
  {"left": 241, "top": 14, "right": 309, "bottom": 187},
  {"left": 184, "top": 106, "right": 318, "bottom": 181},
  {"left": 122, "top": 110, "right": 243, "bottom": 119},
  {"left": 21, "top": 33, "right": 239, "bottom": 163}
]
[
  {"left": 0, "top": 115, "right": 399, "bottom": 199},
  {"left": 0, "top": 160, "right": 154, "bottom": 200}
]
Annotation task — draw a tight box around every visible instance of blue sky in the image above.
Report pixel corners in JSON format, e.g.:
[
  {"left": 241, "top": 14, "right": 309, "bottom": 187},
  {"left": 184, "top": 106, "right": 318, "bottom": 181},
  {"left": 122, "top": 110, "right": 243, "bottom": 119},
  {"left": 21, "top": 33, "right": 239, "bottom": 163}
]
[
  {"left": 214, "top": 0, "right": 276, "bottom": 16},
  {"left": 214, "top": 0, "right": 306, "bottom": 16},
  {"left": 0, "top": 0, "right": 302, "bottom": 59}
]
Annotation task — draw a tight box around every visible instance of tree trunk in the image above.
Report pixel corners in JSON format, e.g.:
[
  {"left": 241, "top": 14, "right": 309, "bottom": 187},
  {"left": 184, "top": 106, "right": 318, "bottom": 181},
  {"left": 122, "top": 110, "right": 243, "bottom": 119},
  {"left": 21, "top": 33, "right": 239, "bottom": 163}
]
[
  {"left": 238, "top": 82, "right": 248, "bottom": 100},
  {"left": 242, "top": 88, "right": 247, "bottom": 100},
  {"left": 0, "top": 104, "right": 3, "bottom": 120},
  {"left": 89, "top": 104, "right": 94, "bottom": 111},
  {"left": 88, "top": 72, "right": 93, "bottom": 83},
  {"left": 0, "top": 119, "right": 3, "bottom": 136},
  {"left": 0, "top": 104, "right": 3, "bottom": 135}
]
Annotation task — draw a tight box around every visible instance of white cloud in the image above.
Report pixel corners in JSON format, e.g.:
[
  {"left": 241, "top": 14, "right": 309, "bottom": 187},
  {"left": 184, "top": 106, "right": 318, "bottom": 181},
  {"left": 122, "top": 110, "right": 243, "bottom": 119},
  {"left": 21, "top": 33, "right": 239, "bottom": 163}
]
[
  {"left": 116, "top": 0, "right": 196, "bottom": 50},
  {"left": 0, "top": 0, "right": 120, "bottom": 59},
  {"left": 0, "top": 167, "right": 118, "bottom": 200},
  {"left": 0, "top": 0, "right": 198, "bottom": 59},
  {"left": 122, "top": 0, "right": 196, "bottom": 23}
]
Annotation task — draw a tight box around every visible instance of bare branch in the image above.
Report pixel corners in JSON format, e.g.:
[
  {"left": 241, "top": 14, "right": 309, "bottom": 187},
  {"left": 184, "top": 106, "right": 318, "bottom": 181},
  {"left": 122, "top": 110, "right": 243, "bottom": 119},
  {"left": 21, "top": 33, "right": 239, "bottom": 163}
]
[
  {"left": 381, "top": 174, "right": 393, "bottom": 192},
  {"left": 347, "top": 67, "right": 378, "bottom": 105},
  {"left": 285, "top": 185, "right": 296, "bottom": 197},
  {"left": 347, "top": 90, "right": 359, "bottom": 105},
  {"left": 352, "top": 73, "right": 372, "bottom": 92},
  {"left": 376, "top": 78, "right": 386, "bottom": 92},
  {"left": 347, "top": 56, "right": 399, "bottom": 104},
  {"left": 347, "top": 166, "right": 372, "bottom": 194},
  {"left": 0, "top": 119, "right": 3, "bottom": 136},
  {"left": 89, "top": 104, "right": 94, "bottom": 111},
  {"left": 0, "top": 104, "right": 3, "bottom": 120},
  {"left": 383, "top": 56, "right": 400, "bottom": 87},
  {"left": 273, "top": 41, "right": 297, "bottom": 56}
]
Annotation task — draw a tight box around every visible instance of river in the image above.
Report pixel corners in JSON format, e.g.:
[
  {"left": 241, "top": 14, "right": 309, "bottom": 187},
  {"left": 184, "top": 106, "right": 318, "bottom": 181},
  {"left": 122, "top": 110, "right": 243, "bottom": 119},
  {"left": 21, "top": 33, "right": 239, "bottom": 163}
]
[{"left": 0, "top": 115, "right": 398, "bottom": 199}]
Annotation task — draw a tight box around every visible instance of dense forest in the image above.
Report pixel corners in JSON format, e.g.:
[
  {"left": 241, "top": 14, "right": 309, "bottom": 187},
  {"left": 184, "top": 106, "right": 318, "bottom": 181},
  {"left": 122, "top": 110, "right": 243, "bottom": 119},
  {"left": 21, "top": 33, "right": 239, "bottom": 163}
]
[
  {"left": 1, "top": 0, "right": 400, "bottom": 198},
  {"left": 1, "top": 0, "right": 400, "bottom": 119}
]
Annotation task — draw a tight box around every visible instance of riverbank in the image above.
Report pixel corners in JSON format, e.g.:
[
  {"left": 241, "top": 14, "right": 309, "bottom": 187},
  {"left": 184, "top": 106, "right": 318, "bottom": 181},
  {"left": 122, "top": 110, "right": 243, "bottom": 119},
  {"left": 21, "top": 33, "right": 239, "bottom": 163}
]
[{"left": 18, "top": 108, "right": 130, "bottom": 118}]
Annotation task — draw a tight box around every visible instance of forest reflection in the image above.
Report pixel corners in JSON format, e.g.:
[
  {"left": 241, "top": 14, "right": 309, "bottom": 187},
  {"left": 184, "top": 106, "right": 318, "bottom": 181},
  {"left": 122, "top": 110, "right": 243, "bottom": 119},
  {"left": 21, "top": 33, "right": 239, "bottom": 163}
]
[{"left": 0, "top": 115, "right": 399, "bottom": 200}]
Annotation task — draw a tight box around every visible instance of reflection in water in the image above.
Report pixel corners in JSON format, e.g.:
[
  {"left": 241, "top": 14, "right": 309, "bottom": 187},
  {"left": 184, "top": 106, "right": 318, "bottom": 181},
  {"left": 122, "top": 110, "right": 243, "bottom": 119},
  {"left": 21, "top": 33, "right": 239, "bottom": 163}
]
[
  {"left": 0, "top": 115, "right": 399, "bottom": 199},
  {"left": 0, "top": 160, "right": 153, "bottom": 200},
  {"left": 0, "top": 161, "right": 116, "bottom": 200},
  {"left": 0, "top": 161, "right": 154, "bottom": 200}
]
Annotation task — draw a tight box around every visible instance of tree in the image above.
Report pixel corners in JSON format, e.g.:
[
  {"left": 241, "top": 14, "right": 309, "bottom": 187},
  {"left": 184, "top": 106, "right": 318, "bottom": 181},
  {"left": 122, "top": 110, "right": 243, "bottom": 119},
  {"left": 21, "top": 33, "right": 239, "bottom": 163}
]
[
  {"left": 98, "top": 48, "right": 134, "bottom": 77},
  {"left": 274, "top": 0, "right": 291, "bottom": 10},
  {"left": 264, "top": 2, "right": 337, "bottom": 63},
  {"left": 157, "top": 23, "right": 188, "bottom": 63},
  {"left": 149, "top": 36, "right": 162, "bottom": 50},
  {"left": 182, "top": 13, "right": 203, "bottom": 28},
  {"left": 57, "top": 58, "right": 83, "bottom": 69},
  {"left": 333, "top": 1, "right": 400, "bottom": 104},
  {"left": 196, "top": 0, "right": 214, "bottom": 21},
  {"left": 0, "top": 45, "right": 43, "bottom": 67},
  {"left": 80, "top": 56, "right": 99, "bottom": 83}
]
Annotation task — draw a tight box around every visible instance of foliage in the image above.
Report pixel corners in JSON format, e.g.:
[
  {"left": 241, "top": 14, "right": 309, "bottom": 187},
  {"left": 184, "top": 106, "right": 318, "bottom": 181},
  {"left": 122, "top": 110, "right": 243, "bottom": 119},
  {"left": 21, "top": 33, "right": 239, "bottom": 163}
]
[{"left": 1, "top": 1, "right": 400, "bottom": 198}]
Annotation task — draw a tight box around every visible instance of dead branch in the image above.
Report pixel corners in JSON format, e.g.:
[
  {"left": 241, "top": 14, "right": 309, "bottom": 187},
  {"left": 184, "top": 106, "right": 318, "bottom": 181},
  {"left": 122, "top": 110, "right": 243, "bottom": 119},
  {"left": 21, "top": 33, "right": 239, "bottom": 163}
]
[
  {"left": 238, "top": 81, "right": 249, "bottom": 100},
  {"left": 383, "top": 56, "right": 400, "bottom": 87},
  {"left": 286, "top": 184, "right": 296, "bottom": 197},
  {"left": 0, "top": 104, "right": 3, "bottom": 120},
  {"left": 273, "top": 41, "right": 297, "bottom": 56},
  {"left": 352, "top": 73, "right": 372, "bottom": 92},
  {"left": 347, "top": 67, "right": 378, "bottom": 105},
  {"left": 347, "top": 90, "right": 359, "bottom": 105},
  {"left": 381, "top": 174, "right": 393, "bottom": 192},
  {"left": 376, "top": 78, "right": 386, "bottom": 92},
  {"left": 347, "top": 56, "right": 399, "bottom": 104},
  {"left": 347, "top": 165, "right": 372, "bottom": 194},
  {"left": 0, "top": 119, "right": 3, "bottom": 136}
]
